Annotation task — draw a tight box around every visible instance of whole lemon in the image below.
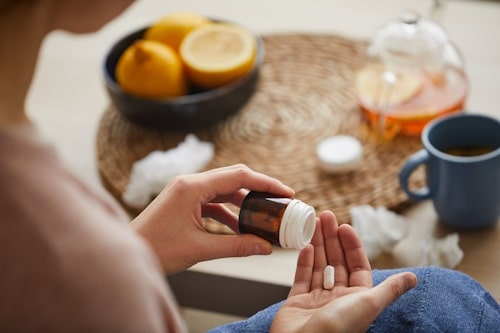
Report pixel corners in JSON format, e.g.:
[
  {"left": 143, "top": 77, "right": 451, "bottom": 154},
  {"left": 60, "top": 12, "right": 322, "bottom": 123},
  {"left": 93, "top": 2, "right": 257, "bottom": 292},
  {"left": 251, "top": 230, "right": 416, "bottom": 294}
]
[
  {"left": 115, "top": 40, "right": 187, "bottom": 99},
  {"left": 144, "top": 11, "right": 211, "bottom": 53}
]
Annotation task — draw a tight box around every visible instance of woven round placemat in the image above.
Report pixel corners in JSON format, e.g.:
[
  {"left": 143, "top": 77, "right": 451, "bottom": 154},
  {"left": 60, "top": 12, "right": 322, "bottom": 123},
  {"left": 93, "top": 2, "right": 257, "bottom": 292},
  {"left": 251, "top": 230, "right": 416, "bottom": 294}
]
[{"left": 97, "top": 33, "right": 424, "bottom": 233}]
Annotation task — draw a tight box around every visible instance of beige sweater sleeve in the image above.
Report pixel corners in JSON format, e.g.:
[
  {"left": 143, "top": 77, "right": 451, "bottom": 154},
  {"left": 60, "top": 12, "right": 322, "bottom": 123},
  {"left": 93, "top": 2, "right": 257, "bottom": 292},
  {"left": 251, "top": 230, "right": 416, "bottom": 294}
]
[{"left": 0, "top": 125, "right": 188, "bottom": 333}]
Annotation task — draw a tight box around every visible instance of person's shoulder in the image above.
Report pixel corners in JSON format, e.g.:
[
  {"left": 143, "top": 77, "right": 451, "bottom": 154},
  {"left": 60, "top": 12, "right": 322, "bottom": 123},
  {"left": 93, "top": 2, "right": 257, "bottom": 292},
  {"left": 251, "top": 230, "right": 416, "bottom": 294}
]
[{"left": 0, "top": 125, "right": 183, "bottom": 332}]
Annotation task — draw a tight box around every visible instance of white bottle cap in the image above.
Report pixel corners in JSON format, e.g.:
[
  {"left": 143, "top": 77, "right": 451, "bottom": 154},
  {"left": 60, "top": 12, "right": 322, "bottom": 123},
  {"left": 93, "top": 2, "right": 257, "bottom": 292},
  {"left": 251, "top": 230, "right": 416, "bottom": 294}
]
[
  {"left": 316, "top": 135, "right": 363, "bottom": 173},
  {"left": 279, "top": 199, "right": 316, "bottom": 249}
]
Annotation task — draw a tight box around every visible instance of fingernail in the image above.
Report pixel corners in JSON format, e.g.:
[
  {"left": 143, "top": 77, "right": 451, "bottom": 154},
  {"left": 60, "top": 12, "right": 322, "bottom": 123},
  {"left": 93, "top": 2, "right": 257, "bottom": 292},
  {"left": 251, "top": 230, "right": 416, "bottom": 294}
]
[{"left": 404, "top": 273, "right": 418, "bottom": 291}]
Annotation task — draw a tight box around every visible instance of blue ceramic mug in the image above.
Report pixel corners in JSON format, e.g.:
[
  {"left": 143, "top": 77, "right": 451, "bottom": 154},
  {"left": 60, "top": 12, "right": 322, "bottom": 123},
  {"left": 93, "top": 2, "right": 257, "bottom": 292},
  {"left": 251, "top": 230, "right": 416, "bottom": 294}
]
[{"left": 399, "top": 113, "right": 500, "bottom": 229}]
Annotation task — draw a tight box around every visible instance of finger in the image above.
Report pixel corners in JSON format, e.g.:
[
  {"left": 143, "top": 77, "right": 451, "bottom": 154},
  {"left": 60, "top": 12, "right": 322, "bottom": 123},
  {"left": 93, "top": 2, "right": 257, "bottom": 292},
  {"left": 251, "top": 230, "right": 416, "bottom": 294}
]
[
  {"left": 320, "top": 211, "right": 349, "bottom": 287},
  {"left": 202, "top": 203, "right": 239, "bottom": 232},
  {"left": 289, "top": 244, "right": 315, "bottom": 296},
  {"left": 194, "top": 164, "right": 295, "bottom": 203},
  {"left": 209, "top": 189, "right": 248, "bottom": 207},
  {"left": 338, "top": 224, "right": 373, "bottom": 288},
  {"left": 198, "top": 164, "right": 246, "bottom": 175},
  {"left": 310, "top": 218, "right": 327, "bottom": 290},
  {"left": 193, "top": 233, "right": 273, "bottom": 262}
]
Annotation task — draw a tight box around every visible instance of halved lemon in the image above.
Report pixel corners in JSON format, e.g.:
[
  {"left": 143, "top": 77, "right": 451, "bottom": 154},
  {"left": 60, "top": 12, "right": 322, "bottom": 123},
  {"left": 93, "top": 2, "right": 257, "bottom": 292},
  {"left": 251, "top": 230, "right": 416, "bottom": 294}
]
[
  {"left": 179, "top": 23, "right": 257, "bottom": 89},
  {"left": 356, "top": 65, "right": 423, "bottom": 106}
]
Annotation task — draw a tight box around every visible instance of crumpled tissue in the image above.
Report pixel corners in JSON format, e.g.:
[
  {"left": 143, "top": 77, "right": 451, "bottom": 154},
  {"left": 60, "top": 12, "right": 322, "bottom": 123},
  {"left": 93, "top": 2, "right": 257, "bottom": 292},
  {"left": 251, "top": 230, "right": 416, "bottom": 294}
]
[
  {"left": 351, "top": 205, "right": 464, "bottom": 269},
  {"left": 350, "top": 205, "right": 409, "bottom": 261},
  {"left": 122, "top": 134, "right": 214, "bottom": 209}
]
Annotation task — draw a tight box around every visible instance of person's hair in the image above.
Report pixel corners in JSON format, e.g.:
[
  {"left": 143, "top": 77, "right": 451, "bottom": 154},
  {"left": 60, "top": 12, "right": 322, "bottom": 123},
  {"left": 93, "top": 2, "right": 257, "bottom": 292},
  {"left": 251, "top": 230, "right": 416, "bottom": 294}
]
[
  {"left": 0, "top": 0, "right": 13, "bottom": 13},
  {"left": 0, "top": 0, "right": 25, "bottom": 13}
]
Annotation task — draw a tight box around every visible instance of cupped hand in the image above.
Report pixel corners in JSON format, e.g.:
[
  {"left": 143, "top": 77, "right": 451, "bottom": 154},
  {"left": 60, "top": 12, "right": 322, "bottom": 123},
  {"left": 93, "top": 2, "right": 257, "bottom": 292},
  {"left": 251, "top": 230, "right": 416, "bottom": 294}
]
[
  {"left": 271, "top": 211, "right": 417, "bottom": 333},
  {"left": 130, "top": 164, "right": 294, "bottom": 275}
]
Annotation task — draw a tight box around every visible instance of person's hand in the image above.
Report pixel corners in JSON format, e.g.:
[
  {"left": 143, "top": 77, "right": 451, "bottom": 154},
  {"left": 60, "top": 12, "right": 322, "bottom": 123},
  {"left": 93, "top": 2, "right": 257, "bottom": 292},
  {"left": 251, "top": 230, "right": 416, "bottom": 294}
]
[
  {"left": 130, "top": 164, "right": 294, "bottom": 275},
  {"left": 271, "top": 211, "right": 417, "bottom": 333}
]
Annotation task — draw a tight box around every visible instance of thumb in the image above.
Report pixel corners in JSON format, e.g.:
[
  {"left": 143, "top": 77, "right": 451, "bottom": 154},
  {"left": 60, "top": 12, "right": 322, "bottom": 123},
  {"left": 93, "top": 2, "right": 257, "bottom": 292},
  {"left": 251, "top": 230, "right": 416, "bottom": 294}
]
[
  {"left": 199, "top": 234, "right": 273, "bottom": 261},
  {"left": 342, "top": 272, "right": 417, "bottom": 332},
  {"left": 301, "top": 272, "right": 418, "bottom": 333},
  {"left": 369, "top": 272, "right": 417, "bottom": 312}
]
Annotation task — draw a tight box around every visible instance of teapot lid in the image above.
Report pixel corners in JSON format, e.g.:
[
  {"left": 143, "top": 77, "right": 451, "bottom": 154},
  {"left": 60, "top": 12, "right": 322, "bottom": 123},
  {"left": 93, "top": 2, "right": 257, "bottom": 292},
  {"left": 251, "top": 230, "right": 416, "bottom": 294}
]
[{"left": 369, "top": 11, "right": 450, "bottom": 68}]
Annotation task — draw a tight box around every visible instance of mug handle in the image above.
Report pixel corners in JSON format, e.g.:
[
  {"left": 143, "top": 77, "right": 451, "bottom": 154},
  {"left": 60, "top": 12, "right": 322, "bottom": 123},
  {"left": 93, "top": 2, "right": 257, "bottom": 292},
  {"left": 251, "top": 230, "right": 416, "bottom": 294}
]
[{"left": 399, "top": 149, "right": 431, "bottom": 200}]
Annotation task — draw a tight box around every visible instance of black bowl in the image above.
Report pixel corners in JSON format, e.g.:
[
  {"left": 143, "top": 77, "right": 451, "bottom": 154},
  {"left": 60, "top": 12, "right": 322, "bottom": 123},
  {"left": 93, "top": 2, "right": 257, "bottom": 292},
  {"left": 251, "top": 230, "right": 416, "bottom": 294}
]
[{"left": 103, "top": 25, "right": 264, "bottom": 131}]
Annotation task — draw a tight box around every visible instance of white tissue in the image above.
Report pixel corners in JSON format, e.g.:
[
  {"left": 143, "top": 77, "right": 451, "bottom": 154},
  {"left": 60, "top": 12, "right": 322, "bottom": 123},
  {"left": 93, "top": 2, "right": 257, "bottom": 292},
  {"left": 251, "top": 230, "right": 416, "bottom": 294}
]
[
  {"left": 350, "top": 205, "right": 464, "bottom": 269},
  {"left": 392, "top": 233, "right": 463, "bottom": 269},
  {"left": 351, "top": 205, "right": 409, "bottom": 260},
  {"left": 122, "top": 134, "right": 214, "bottom": 209}
]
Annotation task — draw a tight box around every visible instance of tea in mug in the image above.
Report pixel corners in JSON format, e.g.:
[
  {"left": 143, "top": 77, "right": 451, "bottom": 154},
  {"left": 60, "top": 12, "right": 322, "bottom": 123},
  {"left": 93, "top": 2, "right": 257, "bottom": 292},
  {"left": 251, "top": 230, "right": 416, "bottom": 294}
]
[{"left": 443, "top": 146, "right": 495, "bottom": 157}]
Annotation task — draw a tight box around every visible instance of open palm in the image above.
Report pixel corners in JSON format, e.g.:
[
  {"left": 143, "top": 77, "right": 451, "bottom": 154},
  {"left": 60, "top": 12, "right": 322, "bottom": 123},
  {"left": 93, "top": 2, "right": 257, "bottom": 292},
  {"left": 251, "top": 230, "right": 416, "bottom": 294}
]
[{"left": 271, "top": 211, "right": 417, "bottom": 333}]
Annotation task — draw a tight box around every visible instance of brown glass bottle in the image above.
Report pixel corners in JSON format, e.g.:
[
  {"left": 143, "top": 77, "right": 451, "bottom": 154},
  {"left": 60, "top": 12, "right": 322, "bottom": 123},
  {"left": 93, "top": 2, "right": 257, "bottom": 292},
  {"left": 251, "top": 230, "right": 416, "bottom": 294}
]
[{"left": 239, "top": 191, "right": 316, "bottom": 249}]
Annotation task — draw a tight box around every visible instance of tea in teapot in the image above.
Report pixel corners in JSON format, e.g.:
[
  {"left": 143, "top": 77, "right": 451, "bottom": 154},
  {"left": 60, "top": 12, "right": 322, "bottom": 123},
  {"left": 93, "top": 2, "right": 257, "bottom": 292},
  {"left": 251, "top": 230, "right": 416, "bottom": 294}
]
[{"left": 356, "top": 11, "right": 468, "bottom": 138}]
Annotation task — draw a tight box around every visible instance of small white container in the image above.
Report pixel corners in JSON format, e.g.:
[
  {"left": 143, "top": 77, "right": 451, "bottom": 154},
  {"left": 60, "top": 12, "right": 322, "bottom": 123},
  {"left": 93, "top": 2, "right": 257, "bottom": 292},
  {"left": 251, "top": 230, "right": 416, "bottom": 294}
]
[{"left": 316, "top": 135, "right": 363, "bottom": 173}]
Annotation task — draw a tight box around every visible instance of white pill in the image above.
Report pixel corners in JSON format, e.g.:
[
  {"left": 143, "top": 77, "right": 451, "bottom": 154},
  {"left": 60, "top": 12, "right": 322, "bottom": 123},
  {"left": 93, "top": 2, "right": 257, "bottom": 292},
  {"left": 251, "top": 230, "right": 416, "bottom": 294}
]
[{"left": 323, "top": 265, "right": 335, "bottom": 290}]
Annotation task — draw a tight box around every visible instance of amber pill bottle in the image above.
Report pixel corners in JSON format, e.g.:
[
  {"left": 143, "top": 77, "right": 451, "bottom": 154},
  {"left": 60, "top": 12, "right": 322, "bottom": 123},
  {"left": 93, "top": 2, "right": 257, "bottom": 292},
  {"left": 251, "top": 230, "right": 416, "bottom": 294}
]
[{"left": 238, "top": 191, "right": 316, "bottom": 250}]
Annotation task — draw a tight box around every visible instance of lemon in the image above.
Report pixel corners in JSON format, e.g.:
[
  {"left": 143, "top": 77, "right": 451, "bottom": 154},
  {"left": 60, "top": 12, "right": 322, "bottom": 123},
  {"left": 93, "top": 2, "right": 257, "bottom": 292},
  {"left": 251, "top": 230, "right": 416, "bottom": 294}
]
[
  {"left": 179, "top": 23, "right": 257, "bottom": 89},
  {"left": 144, "top": 11, "right": 211, "bottom": 53},
  {"left": 116, "top": 40, "right": 187, "bottom": 99},
  {"left": 356, "top": 65, "right": 423, "bottom": 106}
]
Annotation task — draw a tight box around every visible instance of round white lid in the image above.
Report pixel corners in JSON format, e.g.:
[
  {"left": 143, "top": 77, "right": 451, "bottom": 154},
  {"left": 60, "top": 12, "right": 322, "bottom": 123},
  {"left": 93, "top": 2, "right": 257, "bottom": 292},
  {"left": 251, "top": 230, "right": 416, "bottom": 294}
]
[
  {"left": 316, "top": 135, "right": 363, "bottom": 173},
  {"left": 279, "top": 199, "right": 316, "bottom": 249}
]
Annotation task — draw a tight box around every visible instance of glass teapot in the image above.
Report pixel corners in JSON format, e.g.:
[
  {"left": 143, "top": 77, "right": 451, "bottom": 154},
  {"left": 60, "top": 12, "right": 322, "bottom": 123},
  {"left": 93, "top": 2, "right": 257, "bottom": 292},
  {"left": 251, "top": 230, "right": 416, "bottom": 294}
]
[{"left": 355, "top": 11, "right": 468, "bottom": 138}]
